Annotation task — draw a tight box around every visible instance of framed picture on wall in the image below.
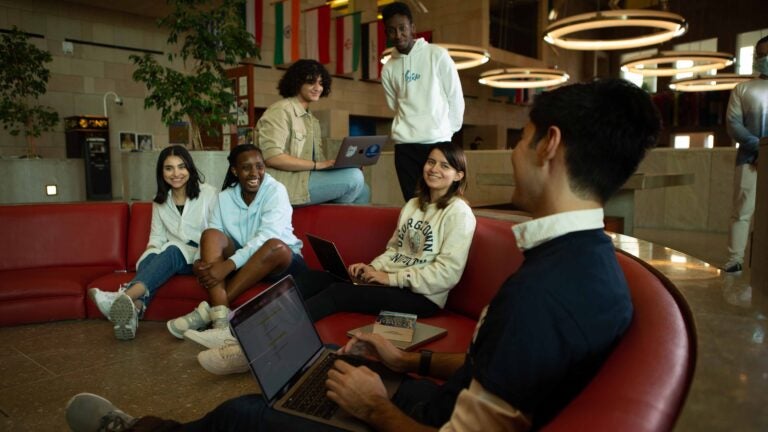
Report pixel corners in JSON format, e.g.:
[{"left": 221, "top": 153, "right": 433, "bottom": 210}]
[
  {"left": 119, "top": 132, "right": 137, "bottom": 151},
  {"left": 138, "top": 134, "right": 154, "bottom": 151}
]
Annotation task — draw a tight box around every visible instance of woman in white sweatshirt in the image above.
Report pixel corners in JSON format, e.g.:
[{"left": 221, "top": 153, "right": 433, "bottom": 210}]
[
  {"left": 298, "top": 142, "right": 476, "bottom": 321},
  {"left": 88, "top": 145, "right": 218, "bottom": 340}
]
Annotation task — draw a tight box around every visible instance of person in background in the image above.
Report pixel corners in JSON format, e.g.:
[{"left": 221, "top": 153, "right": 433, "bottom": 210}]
[
  {"left": 470, "top": 136, "right": 482, "bottom": 150},
  {"left": 722, "top": 35, "right": 768, "bottom": 273},
  {"left": 66, "top": 78, "right": 659, "bottom": 432},
  {"left": 257, "top": 59, "right": 369, "bottom": 205},
  {"left": 166, "top": 145, "right": 307, "bottom": 374},
  {"left": 381, "top": 1, "right": 464, "bottom": 201},
  {"left": 89, "top": 145, "right": 217, "bottom": 340}
]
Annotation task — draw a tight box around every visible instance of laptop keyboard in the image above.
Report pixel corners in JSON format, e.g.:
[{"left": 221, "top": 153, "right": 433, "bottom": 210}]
[{"left": 283, "top": 353, "right": 368, "bottom": 419}]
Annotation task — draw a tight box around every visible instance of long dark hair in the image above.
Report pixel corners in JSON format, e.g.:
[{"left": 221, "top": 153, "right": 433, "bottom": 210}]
[
  {"left": 153, "top": 145, "right": 204, "bottom": 204},
  {"left": 222, "top": 144, "right": 263, "bottom": 190},
  {"left": 414, "top": 143, "right": 468, "bottom": 211}
]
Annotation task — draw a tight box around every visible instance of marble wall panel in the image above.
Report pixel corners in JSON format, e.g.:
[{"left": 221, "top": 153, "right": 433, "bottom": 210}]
[
  {"left": 664, "top": 150, "right": 712, "bottom": 230},
  {"left": 708, "top": 150, "right": 738, "bottom": 232}
]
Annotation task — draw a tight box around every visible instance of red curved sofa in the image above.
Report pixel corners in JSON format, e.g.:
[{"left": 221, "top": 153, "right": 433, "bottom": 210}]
[{"left": 0, "top": 202, "right": 694, "bottom": 430}]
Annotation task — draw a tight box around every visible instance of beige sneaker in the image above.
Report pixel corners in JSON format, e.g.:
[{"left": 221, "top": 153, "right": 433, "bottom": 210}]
[
  {"left": 197, "top": 341, "right": 248, "bottom": 375},
  {"left": 209, "top": 305, "right": 231, "bottom": 329},
  {"left": 184, "top": 327, "right": 236, "bottom": 349},
  {"left": 166, "top": 301, "right": 211, "bottom": 339}
]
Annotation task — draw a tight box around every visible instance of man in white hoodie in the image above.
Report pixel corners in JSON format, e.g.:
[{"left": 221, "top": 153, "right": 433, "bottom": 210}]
[{"left": 381, "top": 1, "right": 465, "bottom": 201}]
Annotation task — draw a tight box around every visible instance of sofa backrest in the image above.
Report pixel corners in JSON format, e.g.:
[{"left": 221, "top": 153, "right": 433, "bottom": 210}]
[
  {"left": 543, "top": 251, "right": 694, "bottom": 432},
  {"left": 446, "top": 216, "right": 521, "bottom": 319},
  {"left": 0, "top": 202, "right": 128, "bottom": 271},
  {"left": 292, "top": 205, "right": 399, "bottom": 269},
  {"left": 127, "top": 202, "right": 153, "bottom": 271}
]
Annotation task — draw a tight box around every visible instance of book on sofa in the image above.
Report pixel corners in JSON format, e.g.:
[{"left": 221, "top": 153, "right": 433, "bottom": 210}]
[{"left": 347, "top": 311, "right": 447, "bottom": 351}]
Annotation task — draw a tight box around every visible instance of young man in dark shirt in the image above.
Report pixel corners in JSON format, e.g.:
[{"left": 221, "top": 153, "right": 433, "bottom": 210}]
[{"left": 66, "top": 78, "right": 660, "bottom": 432}]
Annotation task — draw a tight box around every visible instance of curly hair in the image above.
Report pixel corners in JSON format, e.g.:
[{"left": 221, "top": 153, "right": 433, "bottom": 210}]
[
  {"left": 382, "top": 1, "right": 412, "bottom": 24},
  {"left": 277, "top": 59, "right": 332, "bottom": 98}
]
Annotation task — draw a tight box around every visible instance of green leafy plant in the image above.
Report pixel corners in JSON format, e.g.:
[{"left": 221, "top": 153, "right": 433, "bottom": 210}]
[
  {"left": 0, "top": 26, "right": 60, "bottom": 158},
  {"left": 130, "top": 0, "right": 259, "bottom": 149}
]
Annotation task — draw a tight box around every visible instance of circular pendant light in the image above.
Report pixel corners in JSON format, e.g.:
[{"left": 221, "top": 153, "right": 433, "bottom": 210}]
[
  {"left": 621, "top": 51, "right": 735, "bottom": 77},
  {"left": 478, "top": 68, "right": 570, "bottom": 89},
  {"left": 543, "top": 9, "right": 688, "bottom": 51},
  {"left": 380, "top": 44, "right": 490, "bottom": 70},
  {"left": 669, "top": 74, "right": 754, "bottom": 92}
]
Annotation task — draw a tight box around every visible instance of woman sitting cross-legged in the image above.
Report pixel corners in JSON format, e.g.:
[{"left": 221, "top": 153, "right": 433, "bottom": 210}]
[
  {"left": 166, "top": 145, "right": 307, "bottom": 373},
  {"left": 296, "top": 142, "right": 477, "bottom": 322},
  {"left": 88, "top": 145, "right": 217, "bottom": 340}
]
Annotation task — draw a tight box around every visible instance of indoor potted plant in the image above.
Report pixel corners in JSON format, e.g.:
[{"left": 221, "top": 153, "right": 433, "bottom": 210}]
[
  {"left": 0, "top": 26, "right": 60, "bottom": 158},
  {"left": 130, "top": 0, "right": 260, "bottom": 150}
]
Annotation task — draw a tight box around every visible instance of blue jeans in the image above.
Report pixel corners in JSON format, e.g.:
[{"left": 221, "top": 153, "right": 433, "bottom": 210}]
[
  {"left": 307, "top": 168, "right": 370, "bottom": 205},
  {"left": 129, "top": 246, "right": 192, "bottom": 307}
]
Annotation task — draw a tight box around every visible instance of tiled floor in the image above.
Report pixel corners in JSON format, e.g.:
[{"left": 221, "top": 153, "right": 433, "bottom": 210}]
[{"left": 1, "top": 231, "right": 765, "bottom": 431}]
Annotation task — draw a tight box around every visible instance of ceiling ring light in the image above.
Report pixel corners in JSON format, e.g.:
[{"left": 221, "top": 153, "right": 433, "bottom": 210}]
[
  {"left": 380, "top": 44, "right": 490, "bottom": 70},
  {"left": 543, "top": 9, "right": 688, "bottom": 51},
  {"left": 621, "top": 51, "right": 735, "bottom": 77},
  {"left": 478, "top": 68, "right": 570, "bottom": 89},
  {"left": 669, "top": 74, "right": 754, "bottom": 92}
]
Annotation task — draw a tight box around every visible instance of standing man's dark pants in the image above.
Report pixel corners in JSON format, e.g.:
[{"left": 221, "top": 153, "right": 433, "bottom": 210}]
[{"left": 394, "top": 143, "right": 444, "bottom": 201}]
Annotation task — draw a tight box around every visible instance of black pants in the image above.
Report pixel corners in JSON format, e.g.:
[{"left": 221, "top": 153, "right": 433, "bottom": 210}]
[
  {"left": 394, "top": 143, "right": 443, "bottom": 201},
  {"left": 295, "top": 270, "right": 440, "bottom": 322}
]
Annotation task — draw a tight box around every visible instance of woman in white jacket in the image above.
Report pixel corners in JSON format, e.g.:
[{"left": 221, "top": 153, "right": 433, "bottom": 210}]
[{"left": 88, "top": 145, "right": 217, "bottom": 340}]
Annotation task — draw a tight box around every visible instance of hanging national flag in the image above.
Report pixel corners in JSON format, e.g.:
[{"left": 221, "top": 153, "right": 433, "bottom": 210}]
[
  {"left": 304, "top": 5, "right": 331, "bottom": 64},
  {"left": 244, "top": 0, "right": 263, "bottom": 48},
  {"left": 361, "top": 20, "right": 385, "bottom": 80},
  {"left": 274, "top": 0, "right": 300, "bottom": 65},
  {"left": 335, "top": 12, "right": 361, "bottom": 75}
]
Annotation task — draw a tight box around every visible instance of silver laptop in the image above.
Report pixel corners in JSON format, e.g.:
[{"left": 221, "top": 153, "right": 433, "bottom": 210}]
[
  {"left": 331, "top": 135, "right": 386, "bottom": 168},
  {"left": 306, "top": 234, "right": 382, "bottom": 287},
  {"left": 229, "top": 275, "right": 403, "bottom": 431}
]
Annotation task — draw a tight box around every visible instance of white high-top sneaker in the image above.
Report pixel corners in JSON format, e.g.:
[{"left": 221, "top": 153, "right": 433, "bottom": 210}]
[{"left": 166, "top": 301, "right": 211, "bottom": 339}]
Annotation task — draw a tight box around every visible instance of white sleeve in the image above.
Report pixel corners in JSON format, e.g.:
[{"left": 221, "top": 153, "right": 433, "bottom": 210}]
[
  {"left": 146, "top": 202, "right": 167, "bottom": 252},
  {"left": 438, "top": 51, "right": 465, "bottom": 133},
  {"left": 381, "top": 67, "right": 398, "bottom": 112}
]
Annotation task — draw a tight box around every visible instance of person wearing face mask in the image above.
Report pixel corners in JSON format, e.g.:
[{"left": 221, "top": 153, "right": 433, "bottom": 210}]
[
  {"left": 381, "top": 2, "right": 465, "bottom": 202},
  {"left": 722, "top": 35, "right": 768, "bottom": 273},
  {"left": 257, "top": 59, "right": 369, "bottom": 205}
]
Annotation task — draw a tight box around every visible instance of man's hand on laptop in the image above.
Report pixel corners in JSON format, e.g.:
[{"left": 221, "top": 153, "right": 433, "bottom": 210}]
[
  {"left": 326, "top": 359, "right": 389, "bottom": 422},
  {"left": 339, "top": 332, "right": 413, "bottom": 373},
  {"left": 317, "top": 159, "right": 335, "bottom": 170}
]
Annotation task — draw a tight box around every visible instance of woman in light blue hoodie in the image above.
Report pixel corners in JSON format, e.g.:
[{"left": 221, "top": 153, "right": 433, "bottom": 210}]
[{"left": 167, "top": 145, "right": 306, "bottom": 351}]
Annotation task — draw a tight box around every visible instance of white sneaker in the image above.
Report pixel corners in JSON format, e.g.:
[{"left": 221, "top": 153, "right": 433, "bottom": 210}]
[
  {"left": 109, "top": 293, "right": 138, "bottom": 341},
  {"left": 88, "top": 287, "right": 122, "bottom": 320},
  {"left": 167, "top": 301, "right": 211, "bottom": 339},
  {"left": 197, "top": 341, "right": 248, "bottom": 375},
  {"left": 184, "top": 327, "right": 236, "bottom": 349}
]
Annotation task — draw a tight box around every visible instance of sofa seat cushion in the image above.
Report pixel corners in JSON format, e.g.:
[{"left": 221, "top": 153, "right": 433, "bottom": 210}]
[
  {"left": 0, "top": 266, "right": 116, "bottom": 300},
  {"left": 315, "top": 311, "right": 478, "bottom": 353},
  {"left": 0, "top": 266, "right": 113, "bottom": 325}
]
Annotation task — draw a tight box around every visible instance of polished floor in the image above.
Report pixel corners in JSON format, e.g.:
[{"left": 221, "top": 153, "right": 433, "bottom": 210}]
[{"left": 1, "top": 232, "right": 766, "bottom": 431}]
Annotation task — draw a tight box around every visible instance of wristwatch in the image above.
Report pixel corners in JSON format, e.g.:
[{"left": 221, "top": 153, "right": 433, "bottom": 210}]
[{"left": 418, "top": 349, "right": 433, "bottom": 376}]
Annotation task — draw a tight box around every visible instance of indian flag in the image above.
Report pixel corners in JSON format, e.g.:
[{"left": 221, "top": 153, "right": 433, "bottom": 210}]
[
  {"left": 335, "top": 12, "right": 361, "bottom": 75},
  {"left": 304, "top": 4, "right": 331, "bottom": 64},
  {"left": 274, "top": 0, "right": 300, "bottom": 65}
]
